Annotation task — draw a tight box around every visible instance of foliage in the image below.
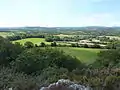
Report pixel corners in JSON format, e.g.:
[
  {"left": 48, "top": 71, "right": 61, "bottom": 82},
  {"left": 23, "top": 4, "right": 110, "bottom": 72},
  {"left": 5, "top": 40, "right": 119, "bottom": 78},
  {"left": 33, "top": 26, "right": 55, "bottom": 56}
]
[
  {"left": 40, "top": 42, "right": 46, "bottom": 47},
  {"left": 58, "top": 47, "right": 100, "bottom": 64},
  {"left": 0, "top": 67, "right": 40, "bottom": 90},
  {"left": 51, "top": 42, "right": 57, "bottom": 47},
  {"left": 71, "top": 43, "right": 79, "bottom": 47},
  {"left": 0, "top": 37, "right": 24, "bottom": 66},
  {"left": 13, "top": 38, "right": 51, "bottom": 45},
  {"left": 45, "top": 36, "right": 61, "bottom": 42},
  {"left": 24, "top": 41, "right": 34, "bottom": 48},
  {"left": 83, "top": 44, "right": 89, "bottom": 48},
  {"left": 94, "top": 49, "right": 120, "bottom": 68},
  {"left": 2, "top": 31, "right": 120, "bottom": 90},
  {"left": 13, "top": 48, "right": 84, "bottom": 74}
]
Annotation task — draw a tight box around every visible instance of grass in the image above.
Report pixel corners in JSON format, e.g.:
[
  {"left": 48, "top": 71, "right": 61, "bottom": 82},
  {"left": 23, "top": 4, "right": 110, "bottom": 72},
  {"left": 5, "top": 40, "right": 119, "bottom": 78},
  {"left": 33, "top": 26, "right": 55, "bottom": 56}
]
[
  {"left": 12, "top": 38, "right": 51, "bottom": 45},
  {"left": 58, "top": 47, "right": 100, "bottom": 64},
  {"left": 13, "top": 38, "right": 101, "bottom": 64},
  {"left": 13, "top": 38, "right": 71, "bottom": 45},
  {"left": 0, "top": 32, "right": 14, "bottom": 37}
]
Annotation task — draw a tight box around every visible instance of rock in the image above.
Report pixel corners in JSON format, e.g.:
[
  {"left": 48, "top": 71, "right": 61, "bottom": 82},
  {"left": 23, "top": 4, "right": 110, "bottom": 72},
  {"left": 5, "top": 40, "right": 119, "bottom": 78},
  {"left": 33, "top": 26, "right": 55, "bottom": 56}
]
[{"left": 40, "top": 79, "right": 92, "bottom": 90}]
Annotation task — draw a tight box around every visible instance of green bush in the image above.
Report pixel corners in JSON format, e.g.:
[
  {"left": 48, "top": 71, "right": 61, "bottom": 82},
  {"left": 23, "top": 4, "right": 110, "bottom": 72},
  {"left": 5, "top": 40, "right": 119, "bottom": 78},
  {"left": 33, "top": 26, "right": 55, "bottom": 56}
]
[
  {"left": 24, "top": 41, "right": 34, "bottom": 48},
  {"left": 0, "top": 37, "right": 24, "bottom": 66},
  {"left": 13, "top": 48, "right": 84, "bottom": 74},
  {"left": 0, "top": 67, "right": 39, "bottom": 90}
]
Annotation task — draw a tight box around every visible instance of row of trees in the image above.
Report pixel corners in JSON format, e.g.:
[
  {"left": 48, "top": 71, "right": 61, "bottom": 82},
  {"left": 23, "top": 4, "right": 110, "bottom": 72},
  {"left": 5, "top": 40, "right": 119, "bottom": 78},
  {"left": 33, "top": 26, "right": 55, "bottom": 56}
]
[
  {"left": 7, "top": 33, "right": 45, "bottom": 41},
  {"left": 23, "top": 41, "right": 58, "bottom": 48},
  {"left": 24, "top": 41, "right": 102, "bottom": 49}
]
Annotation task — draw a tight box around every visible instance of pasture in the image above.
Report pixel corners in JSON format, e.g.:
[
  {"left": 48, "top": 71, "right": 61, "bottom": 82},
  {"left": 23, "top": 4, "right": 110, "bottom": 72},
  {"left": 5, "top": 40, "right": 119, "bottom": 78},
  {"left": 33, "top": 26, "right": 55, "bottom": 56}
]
[
  {"left": 0, "top": 32, "right": 14, "bottom": 37},
  {"left": 58, "top": 47, "right": 100, "bottom": 64},
  {"left": 12, "top": 38, "right": 51, "bottom": 45},
  {"left": 13, "top": 38, "right": 101, "bottom": 64},
  {"left": 12, "top": 38, "right": 71, "bottom": 45}
]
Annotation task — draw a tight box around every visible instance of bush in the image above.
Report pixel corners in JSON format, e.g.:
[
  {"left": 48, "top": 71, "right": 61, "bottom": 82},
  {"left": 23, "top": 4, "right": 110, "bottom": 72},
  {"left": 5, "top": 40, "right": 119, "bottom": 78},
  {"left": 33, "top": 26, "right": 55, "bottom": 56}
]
[
  {"left": 13, "top": 48, "right": 84, "bottom": 74},
  {"left": 83, "top": 44, "right": 89, "bottom": 48},
  {"left": 40, "top": 42, "right": 46, "bottom": 47},
  {"left": 51, "top": 42, "right": 57, "bottom": 47},
  {"left": 93, "top": 49, "right": 120, "bottom": 68},
  {"left": 24, "top": 41, "right": 34, "bottom": 48},
  {"left": 0, "top": 67, "right": 39, "bottom": 90},
  {"left": 0, "top": 37, "right": 24, "bottom": 66}
]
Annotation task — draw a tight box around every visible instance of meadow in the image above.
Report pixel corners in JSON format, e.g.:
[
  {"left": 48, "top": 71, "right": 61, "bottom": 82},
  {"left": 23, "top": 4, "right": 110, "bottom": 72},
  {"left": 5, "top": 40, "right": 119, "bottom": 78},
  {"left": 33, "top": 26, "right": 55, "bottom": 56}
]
[
  {"left": 0, "top": 32, "right": 14, "bottom": 37},
  {"left": 58, "top": 47, "right": 100, "bottom": 64},
  {"left": 12, "top": 38, "right": 100, "bottom": 64},
  {"left": 12, "top": 38, "right": 51, "bottom": 45}
]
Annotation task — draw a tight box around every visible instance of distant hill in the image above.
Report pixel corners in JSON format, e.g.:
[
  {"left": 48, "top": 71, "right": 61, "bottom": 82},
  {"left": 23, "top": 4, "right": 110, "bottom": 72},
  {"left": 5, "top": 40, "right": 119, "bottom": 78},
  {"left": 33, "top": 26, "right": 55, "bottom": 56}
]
[{"left": 0, "top": 26, "right": 120, "bottom": 31}]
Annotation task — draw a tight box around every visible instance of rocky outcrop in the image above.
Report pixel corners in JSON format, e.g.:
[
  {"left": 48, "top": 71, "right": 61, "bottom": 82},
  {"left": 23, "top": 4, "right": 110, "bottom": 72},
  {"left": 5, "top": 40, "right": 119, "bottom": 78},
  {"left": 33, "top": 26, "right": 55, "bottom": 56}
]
[{"left": 40, "top": 79, "right": 92, "bottom": 90}]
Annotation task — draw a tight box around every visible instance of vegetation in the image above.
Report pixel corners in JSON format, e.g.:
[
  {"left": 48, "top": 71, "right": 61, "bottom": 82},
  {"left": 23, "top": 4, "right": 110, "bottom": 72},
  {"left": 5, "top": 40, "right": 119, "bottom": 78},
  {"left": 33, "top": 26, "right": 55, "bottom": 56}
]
[
  {"left": 12, "top": 38, "right": 51, "bottom": 45},
  {"left": 1, "top": 28, "right": 120, "bottom": 90},
  {"left": 0, "top": 32, "right": 14, "bottom": 37},
  {"left": 58, "top": 47, "right": 100, "bottom": 64}
]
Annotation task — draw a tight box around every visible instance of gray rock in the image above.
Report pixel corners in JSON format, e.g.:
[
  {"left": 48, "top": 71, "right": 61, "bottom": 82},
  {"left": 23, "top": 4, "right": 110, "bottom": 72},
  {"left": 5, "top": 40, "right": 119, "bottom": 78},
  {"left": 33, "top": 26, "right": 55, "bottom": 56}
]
[{"left": 40, "top": 79, "right": 92, "bottom": 90}]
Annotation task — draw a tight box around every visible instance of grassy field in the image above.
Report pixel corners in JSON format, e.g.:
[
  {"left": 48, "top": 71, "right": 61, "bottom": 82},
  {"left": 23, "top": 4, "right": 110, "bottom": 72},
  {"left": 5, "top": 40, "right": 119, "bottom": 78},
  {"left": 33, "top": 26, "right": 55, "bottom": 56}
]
[
  {"left": 12, "top": 38, "right": 51, "bottom": 45},
  {"left": 58, "top": 47, "right": 100, "bottom": 64},
  {"left": 0, "top": 32, "right": 14, "bottom": 37},
  {"left": 13, "top": 38, "right": 101, "bottom": 64},
  {"left": 12, "top": 38, "right": 71, "bottom": 45}
]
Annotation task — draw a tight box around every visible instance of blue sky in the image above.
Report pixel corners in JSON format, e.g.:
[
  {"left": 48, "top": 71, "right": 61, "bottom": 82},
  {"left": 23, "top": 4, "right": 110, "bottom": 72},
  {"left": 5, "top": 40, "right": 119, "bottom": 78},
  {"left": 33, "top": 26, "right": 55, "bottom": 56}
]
[{"left": 0, "top": 0, "right": 120, "bottom": 27}]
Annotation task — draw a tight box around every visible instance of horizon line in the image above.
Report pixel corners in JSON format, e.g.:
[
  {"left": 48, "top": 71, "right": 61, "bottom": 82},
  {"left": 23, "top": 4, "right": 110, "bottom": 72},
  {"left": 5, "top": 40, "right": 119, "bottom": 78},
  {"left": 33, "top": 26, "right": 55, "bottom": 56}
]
[{"left": 0, "top": 26, "right": 120, "bottom": 28}]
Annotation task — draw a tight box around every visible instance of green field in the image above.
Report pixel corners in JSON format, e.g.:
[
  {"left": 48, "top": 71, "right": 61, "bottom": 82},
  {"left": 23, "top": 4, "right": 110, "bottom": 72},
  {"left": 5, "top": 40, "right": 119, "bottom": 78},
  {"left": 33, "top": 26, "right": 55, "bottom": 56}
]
[
  {"left": 0, "top": 32, "right": 14, "bottom": 37},
  {"left": 12, "top": 38, "right": 71, "bottom": 45},
  {"left": 12, "top": 38, "right": 51, "bottom": 45},
  {"left": 13, "top": 38, "right": 101, "bottom": 64},
  {"left": 58, "top": 47, "right": 100, "bottom": 64}
]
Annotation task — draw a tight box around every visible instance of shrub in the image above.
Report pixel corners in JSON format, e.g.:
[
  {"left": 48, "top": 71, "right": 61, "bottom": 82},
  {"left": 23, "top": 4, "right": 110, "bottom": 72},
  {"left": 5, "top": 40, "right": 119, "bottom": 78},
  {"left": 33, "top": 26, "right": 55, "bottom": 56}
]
[
  {"left": 24, "top": 41, "right": 34, "bottom": 48},
  {"left": 13, "top": 48, "right": 84, "bottom": 74}
]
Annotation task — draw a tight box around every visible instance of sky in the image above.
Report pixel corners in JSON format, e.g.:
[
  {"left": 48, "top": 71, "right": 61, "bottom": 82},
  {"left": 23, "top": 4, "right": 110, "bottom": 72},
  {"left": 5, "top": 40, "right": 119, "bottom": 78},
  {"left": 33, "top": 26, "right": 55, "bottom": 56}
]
[{"left": 0, "top": 0, "right": 120, "bottom": 27}]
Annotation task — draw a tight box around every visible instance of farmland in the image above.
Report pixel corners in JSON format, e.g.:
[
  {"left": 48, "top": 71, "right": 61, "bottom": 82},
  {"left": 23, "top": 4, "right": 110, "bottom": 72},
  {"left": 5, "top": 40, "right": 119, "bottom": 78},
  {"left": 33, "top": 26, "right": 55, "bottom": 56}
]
[
  {"left": 58, "top": 47, "right": 100, "bottom": 64},
  {"left": 1, "top": 27, "right": 120, "bottom": 90},
  {"left": 0, "top": 32, "right": 14, "bottom": 37},
  {"left": 12, "top": 38, "right": 51, "bottom": 45},
  {"left": 12, "top": 38, "right": 71, "bottom": 46},
  {"left": 13, "top": 38, "right": 100, "bottom": 64}
]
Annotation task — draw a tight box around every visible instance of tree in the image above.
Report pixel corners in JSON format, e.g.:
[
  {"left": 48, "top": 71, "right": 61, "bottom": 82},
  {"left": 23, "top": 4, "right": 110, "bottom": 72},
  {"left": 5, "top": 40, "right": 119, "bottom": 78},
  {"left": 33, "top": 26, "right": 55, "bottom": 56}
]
[
  {"left": 84, "top": 44, "right": 89, "bottom": 48},
  {"left": 92, "top": 44, "right": 101, "bottom": 48},
  {"left": 71, "top": 43, "right": 76, "bottom": 47},
  {"left": 45, "top": 36, "right": 53, "bottom": 42},
  {"left": 93, "top": 49, "right": 120, "bottom": 68},
  {"left": 40, "top": 42, "right": 46, "bottom": 47},
  {"left": 24, "top": 41, "right": 34, "bottom": 48},
  {"left": 71, "top": 43, "right": 79, "bottom": 47},
  {"left": 35, "top": 44, "right": 38, "bottom": 47},
  {"left": 0, "top": 37, "right": 24, "bottom": 66},
  {"left": 51, "top": 42, "right": 57, "bottom": 47},
  {"left": 13, "top": 48, "right": 84, "bottom": 74}
]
